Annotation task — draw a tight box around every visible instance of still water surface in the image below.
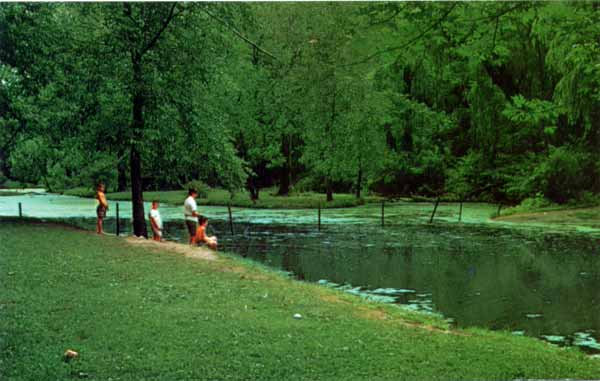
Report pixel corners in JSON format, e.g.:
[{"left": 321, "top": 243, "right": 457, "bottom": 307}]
[{"left": 1, "top": 193, "right": 599, "bottom": 353}]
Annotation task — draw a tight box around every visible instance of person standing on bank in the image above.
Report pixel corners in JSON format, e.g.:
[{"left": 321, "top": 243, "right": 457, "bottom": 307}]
[
  {"left": 149, "top": 200, "right": 163, "bottom": 242},
  {"left": 96, "top": 183, "right": 109, "bottom": 234},
  {"left": 184, "top": 188, "right": 199, "bottom": 244}
]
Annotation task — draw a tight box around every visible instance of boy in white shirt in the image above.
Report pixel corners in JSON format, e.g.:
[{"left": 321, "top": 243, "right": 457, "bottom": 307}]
[
  {"left": 149, "top": 200, "right": 163, "bottom": 241},
  {"left": 184, "top": 188, "right": 199, "bottom": 244}
]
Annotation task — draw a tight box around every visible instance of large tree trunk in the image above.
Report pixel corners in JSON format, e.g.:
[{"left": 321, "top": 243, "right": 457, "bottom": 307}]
[
  {"left": 130, "top": 58, "right": 147, "bottom": 238},
  {"left": 326, "top": 178, "right": 333, "bottom": 202},
  {"left": 277, "top": 134, "right": 291, "bottom": 196},
  {"left": 247, "top": 176, "right": 259, "bottom": 203},
  {"left": 355, "top": 166, "right": 362, "bottom": 199}
]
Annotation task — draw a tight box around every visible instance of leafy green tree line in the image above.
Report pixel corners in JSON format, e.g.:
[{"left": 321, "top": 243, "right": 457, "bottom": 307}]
[{"left": 1, "top": 2, "right": 599, "bottom": 232}]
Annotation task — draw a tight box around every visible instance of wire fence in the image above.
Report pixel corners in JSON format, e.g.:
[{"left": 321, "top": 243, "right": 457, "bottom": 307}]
[{"left": 7, "top": 199, "right": 505, "bottom": 239}]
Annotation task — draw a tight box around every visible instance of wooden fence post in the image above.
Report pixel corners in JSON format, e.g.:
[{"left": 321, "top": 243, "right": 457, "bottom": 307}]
[
  {"left": 318, "top": 203, "right": 322, "bottom": 231},
  {"left": 228, "top": 203, "right": 234, "bottom": 235},
  {"left": 116, "top": 203, "right": 120, "bottom": 236},
  {"left": 429, "top": 197, "right": 441, "bottom": 224}
]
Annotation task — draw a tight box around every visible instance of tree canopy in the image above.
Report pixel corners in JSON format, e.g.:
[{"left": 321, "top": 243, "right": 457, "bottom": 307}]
[{"left": 1, "top": 2, "right": 599, "bottom": 220}]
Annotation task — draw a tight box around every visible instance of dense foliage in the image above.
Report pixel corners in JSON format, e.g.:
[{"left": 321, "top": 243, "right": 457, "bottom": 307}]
[{"left": 1, "top": 2, "right": 599, "bottom": 212}]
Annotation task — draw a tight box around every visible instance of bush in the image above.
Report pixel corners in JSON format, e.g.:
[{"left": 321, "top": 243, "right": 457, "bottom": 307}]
[
  {"left": 1, "top": 179, "right": 26, "bottom": 189},
  {"left": 8, "top": 138, "right": 48, "bottom": 184},
  {"left": 531, "top": 146, "right": 594, "bottom": 203},
  {"left": 75, "top": 152, "right": 118, "bottom": 192},
  {"left": 292, "top": 176, "right": 326, "bottom": 193},
  {"left": 503, "top": 147, "right": 597, "bottom": 204},
  {"left": 518, "top": 194, "right": 555, "bottom": 210},
  {"left": 182, "top": 180, "right": 209, "bottom": 198},
  {"left": 501, "top": 193, "right": 557, "bottom": 216},
  {"left": 568, "top": 191, "right": 600, "bottom": 207},
  {"left": 45, "top": 162, "right": 68, "bottom": 193}
]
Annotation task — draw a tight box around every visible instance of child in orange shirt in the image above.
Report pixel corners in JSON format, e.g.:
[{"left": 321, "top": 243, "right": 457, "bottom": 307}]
[{"left": 195, "top": 215, "right": 218, "bottom": 250}]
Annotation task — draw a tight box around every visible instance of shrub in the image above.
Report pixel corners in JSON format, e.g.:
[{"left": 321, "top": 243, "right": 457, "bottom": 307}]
[
  {"left": 569, "top": 191, "right": 600, "bottom": 207},
  {"left": 1, "top": 179, "right": 29, "bottom": 189},
  {"left": 8, "top": 138, "right": 48, "bottom": 184},
  {"left": 531, "top": 146, "right": 594, "bottom": 203},
  {"left": 45, "top": 162, "right": 68, "bottom": 193},
  {"left": 503, "top": 147, "right": 597, "bottom": 204},
  {"left": 518, "top": 194, "right": 555, "bottom": 210},
  {"left": 293, "top": 176, "right": 326, "bottom": 193},
  {"left": 182, "top": 180, "right": 209, "bottom": 198},
  {"left": 445, "top": 151, "right": 486, "bottom": 201},
  {"left": 75, "top": 153, "right": 118, "bottom": 192}
]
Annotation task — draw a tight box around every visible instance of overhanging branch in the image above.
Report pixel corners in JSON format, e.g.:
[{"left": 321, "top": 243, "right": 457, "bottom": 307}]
[
  {"left": 344, "top": 3, "right": 458, "bottom": 67},
  {"left": 200, "top": 7, "right": 279, "bottom": 62}
]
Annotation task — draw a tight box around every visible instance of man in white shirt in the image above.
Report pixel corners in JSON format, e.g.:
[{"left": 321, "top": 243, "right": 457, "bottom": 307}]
[
  {"left": 184, "top": 188, "right": 199, "bottom": 244},
  {"left": 149, "top": 200, "right": 163, "bottom": 241}
]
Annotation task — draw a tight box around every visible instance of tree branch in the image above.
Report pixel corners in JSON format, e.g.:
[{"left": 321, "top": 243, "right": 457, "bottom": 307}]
[
  {"left": 140, "top": 3, "right": 178, "bottom": 57},
  {"left": 369, "top": 7, "right": 401, "bottom": 27},
  {"left": 344, "top": 3, "right": 458, "bottom": 67},
  {"left": 123, "top": 3, "right": 141, "bottom": 30},
  {"left": 345, "top": 2, "right": 528, "bottom": 68},
  {"left": 490, "top": 13, "right": 500, "bottom": 54},
  {"left": 200, "top": 6, "right": 279, "bottom": 62}
]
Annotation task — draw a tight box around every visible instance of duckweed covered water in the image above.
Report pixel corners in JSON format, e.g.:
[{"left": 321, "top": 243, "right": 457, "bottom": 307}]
[{"left": 1, "top": 193, "right": 599, "bottom": 353}]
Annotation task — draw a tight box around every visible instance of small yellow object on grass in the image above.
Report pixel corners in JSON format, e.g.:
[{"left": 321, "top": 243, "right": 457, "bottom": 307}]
[{"left": 63, "top": 349, "right": 79, "bottom": 363}]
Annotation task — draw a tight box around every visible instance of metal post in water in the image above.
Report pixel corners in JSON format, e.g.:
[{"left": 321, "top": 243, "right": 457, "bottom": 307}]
[
  {"left": 429, "top": 197, "right": 440, "bottom": 224},
  {"left": 458, "top": 200, "right": 463, "bottom": 222},
  {"left": 116, "top": 203, "right": 120, "bottom": 236},
  {"left": 381, "top": 200, "right": 385, "bottom": 227},
  {"left": 18, "top": 202, "right": 22, "bottom": 218},
  {"left": 318, "top": 203, "right": 321, "bottom": 231},
  {"left": 228, "top": 203, "right": 234, "bottom": 235}
]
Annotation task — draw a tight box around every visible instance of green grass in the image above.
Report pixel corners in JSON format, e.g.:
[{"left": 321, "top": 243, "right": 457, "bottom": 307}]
[
  {"left": 501, "top": 195, "right": 600, "bottom": 217},
  {"left": 0, "top": 191, "right": 23, "bottom": 197},
  {"left": 0, "top": 180, "right": 39, "bottom": 189},
  {"left": 104, "top": 187, "right": 380, "bottom": 209},
  {"left": 1, "top": 220, "right": 599, "bottom": 380},
  {"left": 62, "top": 187, "right": 96, "bottom": 198}
]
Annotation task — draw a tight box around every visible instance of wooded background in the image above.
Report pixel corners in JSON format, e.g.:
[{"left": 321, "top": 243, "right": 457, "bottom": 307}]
[{"left": 1, "top": 2, "right": 598, "bottom": 216}]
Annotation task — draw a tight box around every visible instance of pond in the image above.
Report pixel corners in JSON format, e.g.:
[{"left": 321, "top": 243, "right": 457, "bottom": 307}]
[{"left": 1, "top": 193, "right": 599, "bottom": 353}]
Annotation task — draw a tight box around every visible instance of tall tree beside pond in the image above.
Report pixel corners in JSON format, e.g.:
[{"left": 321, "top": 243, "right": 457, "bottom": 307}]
[
  {"left": 282, "top": 3, "right": 390, "bottom": 201},
  {"left": 98, "top": 3, "right": 188, "bottom": 237},
  {"left": 226, "top": 3, "right": 309, "bottom": 199}
]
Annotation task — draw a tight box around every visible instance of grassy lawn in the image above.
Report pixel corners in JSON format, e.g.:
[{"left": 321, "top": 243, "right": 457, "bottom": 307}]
[
  {"left": 64, "top": 186, "right": 381, "bottom": 209},
  {"left": 495, "top": 206, "right": 600, "bottom": 230},
  {"left": 1, "top": 221, "right": 599, "bottom": 380},
  {"left": 0, "top": 191, "right": 22, "bottom": 197}
]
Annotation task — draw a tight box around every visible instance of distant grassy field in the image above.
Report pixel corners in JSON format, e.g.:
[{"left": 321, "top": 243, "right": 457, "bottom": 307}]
[
  {"left": 0, "top": 191, "right": 22, "bottom": 197},
  {"left": 495, "top": 206, "right": 600, "bottom": 230},
  {"left": 65, "top": 186, "right": 381, "bottom": 209},
  {"left": 1, "top": 220, "right": 599, "bottom": 380}
]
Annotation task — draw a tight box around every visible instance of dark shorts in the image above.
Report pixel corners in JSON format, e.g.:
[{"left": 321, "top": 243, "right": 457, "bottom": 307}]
[
  {"left": 186, "top": 220, "right": 197, "bottom": 236},
  {"left": 96, "top": 205, "right": 107, "bottom": 219}
]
